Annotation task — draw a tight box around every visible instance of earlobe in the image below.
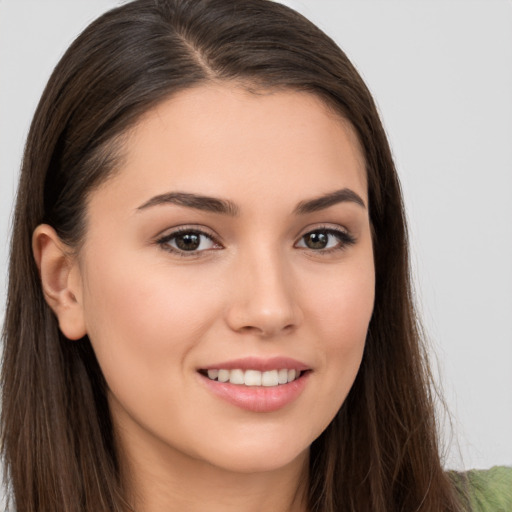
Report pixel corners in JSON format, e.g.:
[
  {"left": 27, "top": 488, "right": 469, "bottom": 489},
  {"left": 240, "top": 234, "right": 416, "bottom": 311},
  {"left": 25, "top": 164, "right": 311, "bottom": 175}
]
[{"left": 32, "top": 224, "right": 87, "bottom": 340}]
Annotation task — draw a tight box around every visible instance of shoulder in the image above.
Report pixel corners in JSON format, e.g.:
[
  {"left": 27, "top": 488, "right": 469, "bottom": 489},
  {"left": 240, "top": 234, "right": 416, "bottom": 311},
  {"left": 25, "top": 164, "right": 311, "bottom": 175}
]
[{"left": 448, "top": 466, "right": 512, "bottom": 511}]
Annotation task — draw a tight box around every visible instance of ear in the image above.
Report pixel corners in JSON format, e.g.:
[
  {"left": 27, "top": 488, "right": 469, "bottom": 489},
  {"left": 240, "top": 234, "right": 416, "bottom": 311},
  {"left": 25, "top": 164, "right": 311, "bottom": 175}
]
[{"left": 32, "top": 224, "right": 87, "bottom": 340}]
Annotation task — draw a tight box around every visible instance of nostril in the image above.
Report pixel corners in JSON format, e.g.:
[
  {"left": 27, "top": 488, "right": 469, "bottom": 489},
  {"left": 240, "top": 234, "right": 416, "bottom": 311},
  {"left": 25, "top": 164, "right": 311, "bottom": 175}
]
[{"left": 236, "top": 325, "right": 264, "bottom": 335}]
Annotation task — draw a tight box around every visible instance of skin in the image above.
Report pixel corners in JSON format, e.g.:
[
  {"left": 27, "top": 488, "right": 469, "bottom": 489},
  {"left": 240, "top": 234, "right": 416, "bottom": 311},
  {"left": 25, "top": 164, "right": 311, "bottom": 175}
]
[{"left": 34, "top": 85, "right": 375, "bottom": 512}]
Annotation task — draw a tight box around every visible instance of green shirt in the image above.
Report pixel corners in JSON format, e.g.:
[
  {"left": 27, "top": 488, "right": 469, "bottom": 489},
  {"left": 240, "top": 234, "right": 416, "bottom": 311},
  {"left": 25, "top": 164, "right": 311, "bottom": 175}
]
[{"left": 450, "top": 466, "right": 512, "bottom": 511}]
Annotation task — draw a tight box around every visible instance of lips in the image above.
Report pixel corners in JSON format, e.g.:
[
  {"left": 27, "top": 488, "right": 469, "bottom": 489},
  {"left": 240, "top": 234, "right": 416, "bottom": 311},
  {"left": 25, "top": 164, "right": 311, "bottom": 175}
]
[{"left": 198, "top": 357, "right": 311, "bottom": 412}]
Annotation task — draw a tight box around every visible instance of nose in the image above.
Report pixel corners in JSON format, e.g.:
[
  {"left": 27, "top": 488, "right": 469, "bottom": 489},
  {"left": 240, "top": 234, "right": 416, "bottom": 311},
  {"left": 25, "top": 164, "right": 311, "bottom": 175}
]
[{"left": 225, "top": 247, "right": 302, "bottom": 338}]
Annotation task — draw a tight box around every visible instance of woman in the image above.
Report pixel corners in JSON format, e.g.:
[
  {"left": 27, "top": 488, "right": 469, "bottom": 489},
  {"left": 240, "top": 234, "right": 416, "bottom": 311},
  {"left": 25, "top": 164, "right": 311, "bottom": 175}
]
[{"left": 1, "top": 0, "right": 510, "bottom": 511}]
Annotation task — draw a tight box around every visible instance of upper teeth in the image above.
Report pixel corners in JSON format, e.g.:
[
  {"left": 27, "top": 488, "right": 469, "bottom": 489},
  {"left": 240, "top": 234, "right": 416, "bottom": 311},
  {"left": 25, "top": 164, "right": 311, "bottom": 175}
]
[{"left": 206, "top": 368, "right": 300, "bottom": 387}]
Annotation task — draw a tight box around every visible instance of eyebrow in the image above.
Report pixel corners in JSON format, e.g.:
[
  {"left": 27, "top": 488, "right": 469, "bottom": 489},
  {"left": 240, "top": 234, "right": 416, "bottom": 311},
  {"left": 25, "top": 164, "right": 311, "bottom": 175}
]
[
  {"left": 137, "top": 192, "right": 240, "bottom": 216},
  {"left": 136, "top": 187, "right": 366, "bottom": 216},
  {"left": 293, "top": 188, "right": 366, "bottom": 214}
]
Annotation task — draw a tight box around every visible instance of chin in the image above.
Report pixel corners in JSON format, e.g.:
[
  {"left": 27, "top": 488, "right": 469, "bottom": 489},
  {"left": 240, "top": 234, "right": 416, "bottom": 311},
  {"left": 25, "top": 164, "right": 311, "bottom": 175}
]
[
  {"left": 190, "top": 427, "right": 313, "bottom": 475},
  {"left": 203, "top": 444, "right": 310, "bottom": 475}
]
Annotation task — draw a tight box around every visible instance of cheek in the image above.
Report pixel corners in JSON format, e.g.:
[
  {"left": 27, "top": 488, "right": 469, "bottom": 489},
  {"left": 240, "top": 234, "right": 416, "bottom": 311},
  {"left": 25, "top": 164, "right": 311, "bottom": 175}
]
[
  {"left": 301, "top": 256, "right": 374, "bottom": 419},
  {"left": 306, "top": 255, "right": 374, "bottom": 349},
  {"left": 80, "top": 248, "right": 222, "bottom": 392}
]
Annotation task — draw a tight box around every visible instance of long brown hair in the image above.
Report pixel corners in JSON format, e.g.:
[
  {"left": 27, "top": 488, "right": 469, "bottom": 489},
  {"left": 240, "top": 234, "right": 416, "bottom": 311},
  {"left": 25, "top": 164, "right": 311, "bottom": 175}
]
[{"left": 2, "top": 0, "right": 465, "bottom": 510}]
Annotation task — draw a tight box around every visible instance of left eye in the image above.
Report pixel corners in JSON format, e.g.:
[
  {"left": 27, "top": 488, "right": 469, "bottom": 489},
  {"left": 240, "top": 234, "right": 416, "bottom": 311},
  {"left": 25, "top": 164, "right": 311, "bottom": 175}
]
[
  {"left": 295, "top": 229, "right": 353, "bottom": 251},
  {"left": 158, "top": 230, "right": 218, "bottom": 253}
]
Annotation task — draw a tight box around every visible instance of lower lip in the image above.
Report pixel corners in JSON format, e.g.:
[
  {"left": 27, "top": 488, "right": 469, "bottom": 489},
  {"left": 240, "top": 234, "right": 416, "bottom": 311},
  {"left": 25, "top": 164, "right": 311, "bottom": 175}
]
[{"left": 199, "top": 372, "right": 310, "bottom": 413}]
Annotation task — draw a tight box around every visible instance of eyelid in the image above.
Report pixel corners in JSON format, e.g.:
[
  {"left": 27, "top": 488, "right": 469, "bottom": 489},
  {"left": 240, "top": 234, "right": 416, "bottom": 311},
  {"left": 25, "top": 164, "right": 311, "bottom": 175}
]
[
  {"left": 155, "top": 225, "right": 223, "bottom": 257},
  {"left": 155, "top": 224, "right": 220, "bottom": 241},
  {"left": 294, "top": 224, "right": 356, "bottom": 252},
  {"left": 295, "top": 223, "right": 352, "bottom": 240}
]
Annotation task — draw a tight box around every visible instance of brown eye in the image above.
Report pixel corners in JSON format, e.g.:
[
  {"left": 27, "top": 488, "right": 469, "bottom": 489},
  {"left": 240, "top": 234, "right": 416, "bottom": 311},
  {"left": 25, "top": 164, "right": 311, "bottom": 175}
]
[
  {"left": 157, "top": 229, "right": 220, "bottom": 255},
  {"left": 303, "top": 231, "right": 329, "bottom": 249},
  {"left": 174, "top": 232, "right": 201, "bottom": 251},
  {"left": 296, "top": 228, "right": 356, "bottom": 252}
]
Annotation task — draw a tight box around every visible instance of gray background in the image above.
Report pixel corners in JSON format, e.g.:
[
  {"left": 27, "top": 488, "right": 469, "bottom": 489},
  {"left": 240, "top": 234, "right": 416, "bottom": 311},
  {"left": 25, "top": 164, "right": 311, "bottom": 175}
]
[{"left": 1, "top": 0, "right": 511, "bottom": 471}]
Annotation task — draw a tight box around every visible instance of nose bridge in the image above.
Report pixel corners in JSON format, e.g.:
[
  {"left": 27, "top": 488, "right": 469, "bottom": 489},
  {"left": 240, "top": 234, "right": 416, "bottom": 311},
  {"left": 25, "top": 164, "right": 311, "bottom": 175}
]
[{"left": 226, "top": 241, "right": 300, "bottom": 337}]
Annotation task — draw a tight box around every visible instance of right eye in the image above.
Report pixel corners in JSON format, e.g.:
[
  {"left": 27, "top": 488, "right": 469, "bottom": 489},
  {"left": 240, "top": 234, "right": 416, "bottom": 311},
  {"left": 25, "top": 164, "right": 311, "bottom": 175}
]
[{"left": 157, "top": 229, "right": 221, "bottom": 256}]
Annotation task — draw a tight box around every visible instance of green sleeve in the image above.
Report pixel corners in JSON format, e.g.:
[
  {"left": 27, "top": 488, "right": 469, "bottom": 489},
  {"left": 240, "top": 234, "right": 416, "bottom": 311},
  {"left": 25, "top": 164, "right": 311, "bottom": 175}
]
[{"left": 450, "top": 466, "right": 512, "bottom": 512}]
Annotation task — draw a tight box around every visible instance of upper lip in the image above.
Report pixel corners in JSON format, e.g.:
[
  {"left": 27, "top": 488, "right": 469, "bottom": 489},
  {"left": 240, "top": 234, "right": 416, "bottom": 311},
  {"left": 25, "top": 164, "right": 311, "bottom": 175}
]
[{"left": 199, "top": 356, "right": 310, "bottom": 372}]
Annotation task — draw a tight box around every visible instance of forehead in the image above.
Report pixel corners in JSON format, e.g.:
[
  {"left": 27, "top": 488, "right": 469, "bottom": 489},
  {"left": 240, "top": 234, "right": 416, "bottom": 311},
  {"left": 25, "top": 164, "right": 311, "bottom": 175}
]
[{"left": 91, "top": 85, "right": 367, "bottom": 213}]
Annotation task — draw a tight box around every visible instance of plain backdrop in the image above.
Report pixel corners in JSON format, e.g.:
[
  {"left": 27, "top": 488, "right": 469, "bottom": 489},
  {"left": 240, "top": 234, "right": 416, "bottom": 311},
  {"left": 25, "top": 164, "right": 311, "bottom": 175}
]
[{"left": 0, "top": 0, "right": 511, "bottom": 472}]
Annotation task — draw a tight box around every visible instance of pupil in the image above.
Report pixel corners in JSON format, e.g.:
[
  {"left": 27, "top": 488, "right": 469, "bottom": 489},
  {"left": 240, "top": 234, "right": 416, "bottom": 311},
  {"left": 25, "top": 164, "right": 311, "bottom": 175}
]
[
  {"left": 176, "top": 233, "right": 200, "bottom": 251},
  {"left": 306, "top": 231, "right": 328, "bottom": 249}
]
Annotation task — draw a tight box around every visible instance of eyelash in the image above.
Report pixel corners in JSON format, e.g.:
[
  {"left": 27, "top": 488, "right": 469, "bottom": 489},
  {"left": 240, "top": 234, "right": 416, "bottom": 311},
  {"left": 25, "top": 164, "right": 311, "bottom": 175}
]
[
  {"left": 156, "top": 227, "right": 221, "bottom": 258},
  {"left": 156, "top": 225, "right": 356, "bottom": 258},
  {"left": 296, "top": 226, "right": 356, "bottom": 254}
]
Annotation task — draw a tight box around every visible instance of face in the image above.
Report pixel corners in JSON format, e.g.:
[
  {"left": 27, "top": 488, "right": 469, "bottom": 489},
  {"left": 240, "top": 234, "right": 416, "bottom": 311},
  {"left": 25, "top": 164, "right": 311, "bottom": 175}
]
[{"left": 74, "top": 85, "right": 374, "bottom": 475}]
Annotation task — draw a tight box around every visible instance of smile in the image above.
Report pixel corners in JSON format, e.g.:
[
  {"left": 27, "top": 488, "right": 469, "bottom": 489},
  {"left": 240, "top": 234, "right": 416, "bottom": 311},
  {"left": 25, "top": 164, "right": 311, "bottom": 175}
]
[
  {"left": 198, "top": 358, "right": 311, "bottom": 412},
  {"left": 203, "top": 368, "right": 302, "bottom": 387}
]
